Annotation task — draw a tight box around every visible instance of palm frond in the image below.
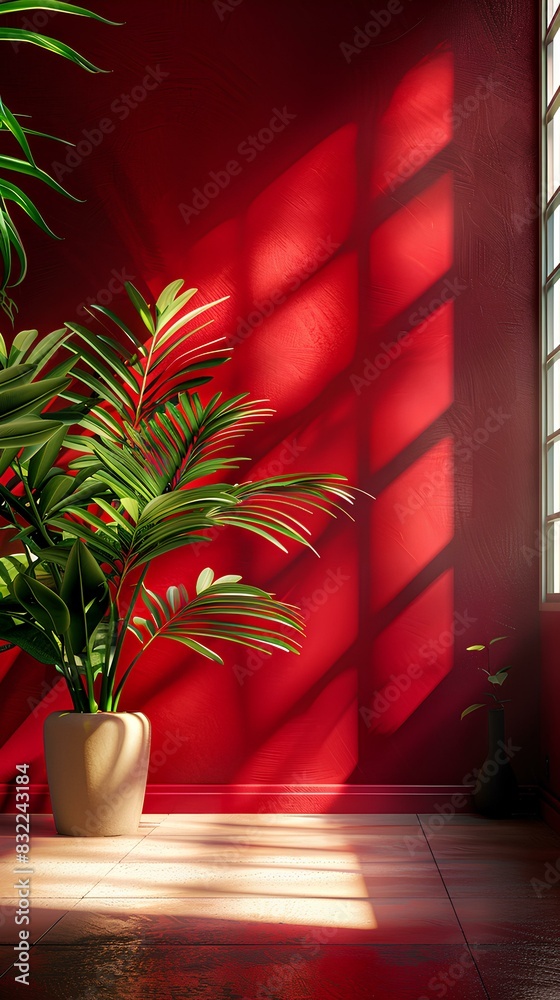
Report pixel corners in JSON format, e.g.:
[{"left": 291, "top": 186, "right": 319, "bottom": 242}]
[
  {"left": 64, "top": 281, "right": 231, "bottom": 432},
  {"left": 0, "top": 4, "right": 118, "bottom": 313},
  {"left": 70, "top": 390, "right": 273, "bottom": 496},
  {"left": 128, "top": 573, "right": 304, "bottom": 665}
]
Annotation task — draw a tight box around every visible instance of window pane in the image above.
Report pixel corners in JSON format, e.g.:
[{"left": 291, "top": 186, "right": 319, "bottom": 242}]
[
  {"left": 548, "top": 35, "right": 560, "bottom": 103},
  {"left": 547, "top": 113, "right": 560, "bottom": 198},
  {"left": 547, "top": 520, "right": 560, "bottom": 593},
  {"left": 547, "top": 280, "right": 560, "bottom": 353},
  {"left": 547, "top": 207, "right": 560, "bottom": 276},
  {"left": 547, "top": 358, "right": 560, "bottom": 435},
  {"left": 548, "top": 439, "right": 560, "bottom": 514}
]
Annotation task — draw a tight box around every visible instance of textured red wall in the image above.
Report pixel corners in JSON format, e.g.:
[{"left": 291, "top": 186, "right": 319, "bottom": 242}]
[
  {"left": 540, "top": 616, "right": 560, "bottom": 810},
  {"left": 0, "top": 0, "right": 540, "bottom": 803}
]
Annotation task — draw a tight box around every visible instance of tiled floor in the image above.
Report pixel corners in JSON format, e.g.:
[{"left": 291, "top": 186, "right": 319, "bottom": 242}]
[{"left": 0, "top": 812, "right": 559, "bottom": 998}]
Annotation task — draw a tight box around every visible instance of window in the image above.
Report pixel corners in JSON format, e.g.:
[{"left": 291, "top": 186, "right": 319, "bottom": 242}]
[{"left": 543, "top": 0, "right": 560, "bottom": 599}]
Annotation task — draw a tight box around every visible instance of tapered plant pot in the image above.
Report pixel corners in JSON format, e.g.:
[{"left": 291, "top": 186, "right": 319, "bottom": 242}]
[
  {"left": 44, "top": 711, "right": 151, "bottom": 837},
  {"left": 472, "top": 708, "right": 518, "bottom": 819}
]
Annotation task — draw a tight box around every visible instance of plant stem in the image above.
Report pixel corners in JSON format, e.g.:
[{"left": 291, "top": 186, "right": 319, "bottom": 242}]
[
  {"left": 61, "top": 638, "right": 90, "bottom": 713},
  {"left": 104, "top": 565, "right": 149, "bottom": 709},
  {"left": 98, "top": 600, "right": 117, "bottom": 711}
]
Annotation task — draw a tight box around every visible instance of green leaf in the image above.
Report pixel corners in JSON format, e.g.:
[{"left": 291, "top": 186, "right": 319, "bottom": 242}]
[
  {"left": 0, "top": 2, "right": 120, "bottom": 24},
  {"left": 155, "top": 297, "right": 229, "bottom": 348},
  {"left": 0, "top": 613, "right": 60, "bottom": 664},
  {"left": 0, "top": 374, "right": 69, "bottom": 422},
  {"left": 46, "top": 480, "right": 112, "bottom": 515},
  {"left": 162, "top": 634, "right": 224, "bottom": 663},
  {"left": 2, "top": 213, "right": 27, "bottom": 292},
  {"left": 120, "top": 497, "right": 139, "bottom": 523},
  {"left": 155, "top": 279, "right": 188, "bottom": 315},
  {"left": 27, "top": 424, "right": 67, "bottom": 489},
  {"left": 0, "top": 28, "right": 109, "bottom": 73},
  {"left": 9, "top": 329, "right": 37, "bottom": 363},
  {"left": 166, "top": 585, "right": 180, "bottom": 612},
  {"left": 60, "top": 539, "right": 109, "bottom": 655},
  {"left": 37, "top": 473, "right": 74, "bottom": 513},
  {"left": 25, "top": 327, "right": 71, "bottom": 372},
  {"left": 0, "top": 155, "right": 78, "bottom": 202},
  {"left": 0, "top": 178, "right": 60, "bottom": 238},
  {"left": 196, "top": 567, "right": 215, "bottom": 594},
  {"left": 0, "top": 445, "right": 19, "bottom": 475},
  {"left": 0, "top": 417, "right": 63, "bottom": 448},
  {"left": 140, "top": 588, "right": 165, "bottom": 628},
  {"left": 489, "top": 636, "right": 508, "bottom": 645},
  {"left": 12, "top": 573, "right": 70, "bottom": 634},
  {"left": 488, "top": 668, "right": 511, "bottom": 687},
  {"left": 83, "top": 305, "right": 137, "bottom": 348},
  {"left": 0, "top": 555, "right": 28, "bottom": 597},
  {"left": 460, "top": 703, "right": 486, "bottom": 720},
  {"left": 125, "top": 282, "right": 155, "bottom": 334},
  {"left": 0, "top": 96, "right": 34, "bottom": 165},
  {"left": 466, "top": 644, "right": 485, "bottom": 651},
  {"left": 0, "top": 363, "right": 35, "bottom": 388},
  {"left": 157, "top": 286, "right": 199, "bottom": 327}
]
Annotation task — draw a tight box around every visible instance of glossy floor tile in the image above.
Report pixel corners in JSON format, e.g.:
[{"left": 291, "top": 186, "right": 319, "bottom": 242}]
[
  {"left": 0, "top": 897, "right": 78, "bottom": 945},
  {"left": 81, "top": 858, "right": 447, "bottom": 899},
  {"left": 0, "top": 859, "right": 121, "bottom": 897},
  {"left": 0, "top": 812, "right": 557, "bottom": 998},
  {"left": 40, "top": 895, "right": 464, "bottom": 945},
  {"left": 473, "top": 944, "right": 560, "bottom": 999},
  {"left": 0, "top": 944, "right": 490, "bottom": 1000},
  {"left": 437, "top": 859, "right": 560, "bottom": 897},
  {"left": 454, "top": 895, "right": 560, "bottom": 945}
]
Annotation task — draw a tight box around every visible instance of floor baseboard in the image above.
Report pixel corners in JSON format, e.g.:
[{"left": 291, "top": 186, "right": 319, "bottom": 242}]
[{"left": 0, "top": 781, "right": 539, "bottom": 815}]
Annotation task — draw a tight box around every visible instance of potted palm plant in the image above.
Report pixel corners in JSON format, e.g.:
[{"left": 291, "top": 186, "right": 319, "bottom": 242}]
[{"left": 0, "top": 280, "right": 355, "bottom": 834}]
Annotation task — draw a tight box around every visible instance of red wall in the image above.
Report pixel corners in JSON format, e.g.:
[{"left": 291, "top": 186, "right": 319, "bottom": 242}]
[
  {"left": 540, "top": 617, "right": 560, "bottom": 813},
  {"left": 0, "top": 0, "right": 540, "bottom": 806}
]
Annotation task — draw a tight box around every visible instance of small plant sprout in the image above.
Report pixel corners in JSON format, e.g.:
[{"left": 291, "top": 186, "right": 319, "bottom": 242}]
[{"left": 460, "top": 635, "right": 512, "bottom": 720}]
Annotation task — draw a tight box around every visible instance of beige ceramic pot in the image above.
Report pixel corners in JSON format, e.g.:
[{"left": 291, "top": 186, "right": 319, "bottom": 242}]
[{"left": 44, "top": 711, "right": 151, "bottom": 836}]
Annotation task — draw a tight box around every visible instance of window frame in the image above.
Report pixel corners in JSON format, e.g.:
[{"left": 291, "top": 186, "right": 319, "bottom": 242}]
[{"left": 541, "top": 1, "right": 560, "bottom": 605}]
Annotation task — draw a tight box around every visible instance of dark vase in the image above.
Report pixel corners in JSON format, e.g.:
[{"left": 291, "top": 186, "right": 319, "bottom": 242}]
[{"left": 472, "top": 708, "right": 518, "bottom": 819}]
